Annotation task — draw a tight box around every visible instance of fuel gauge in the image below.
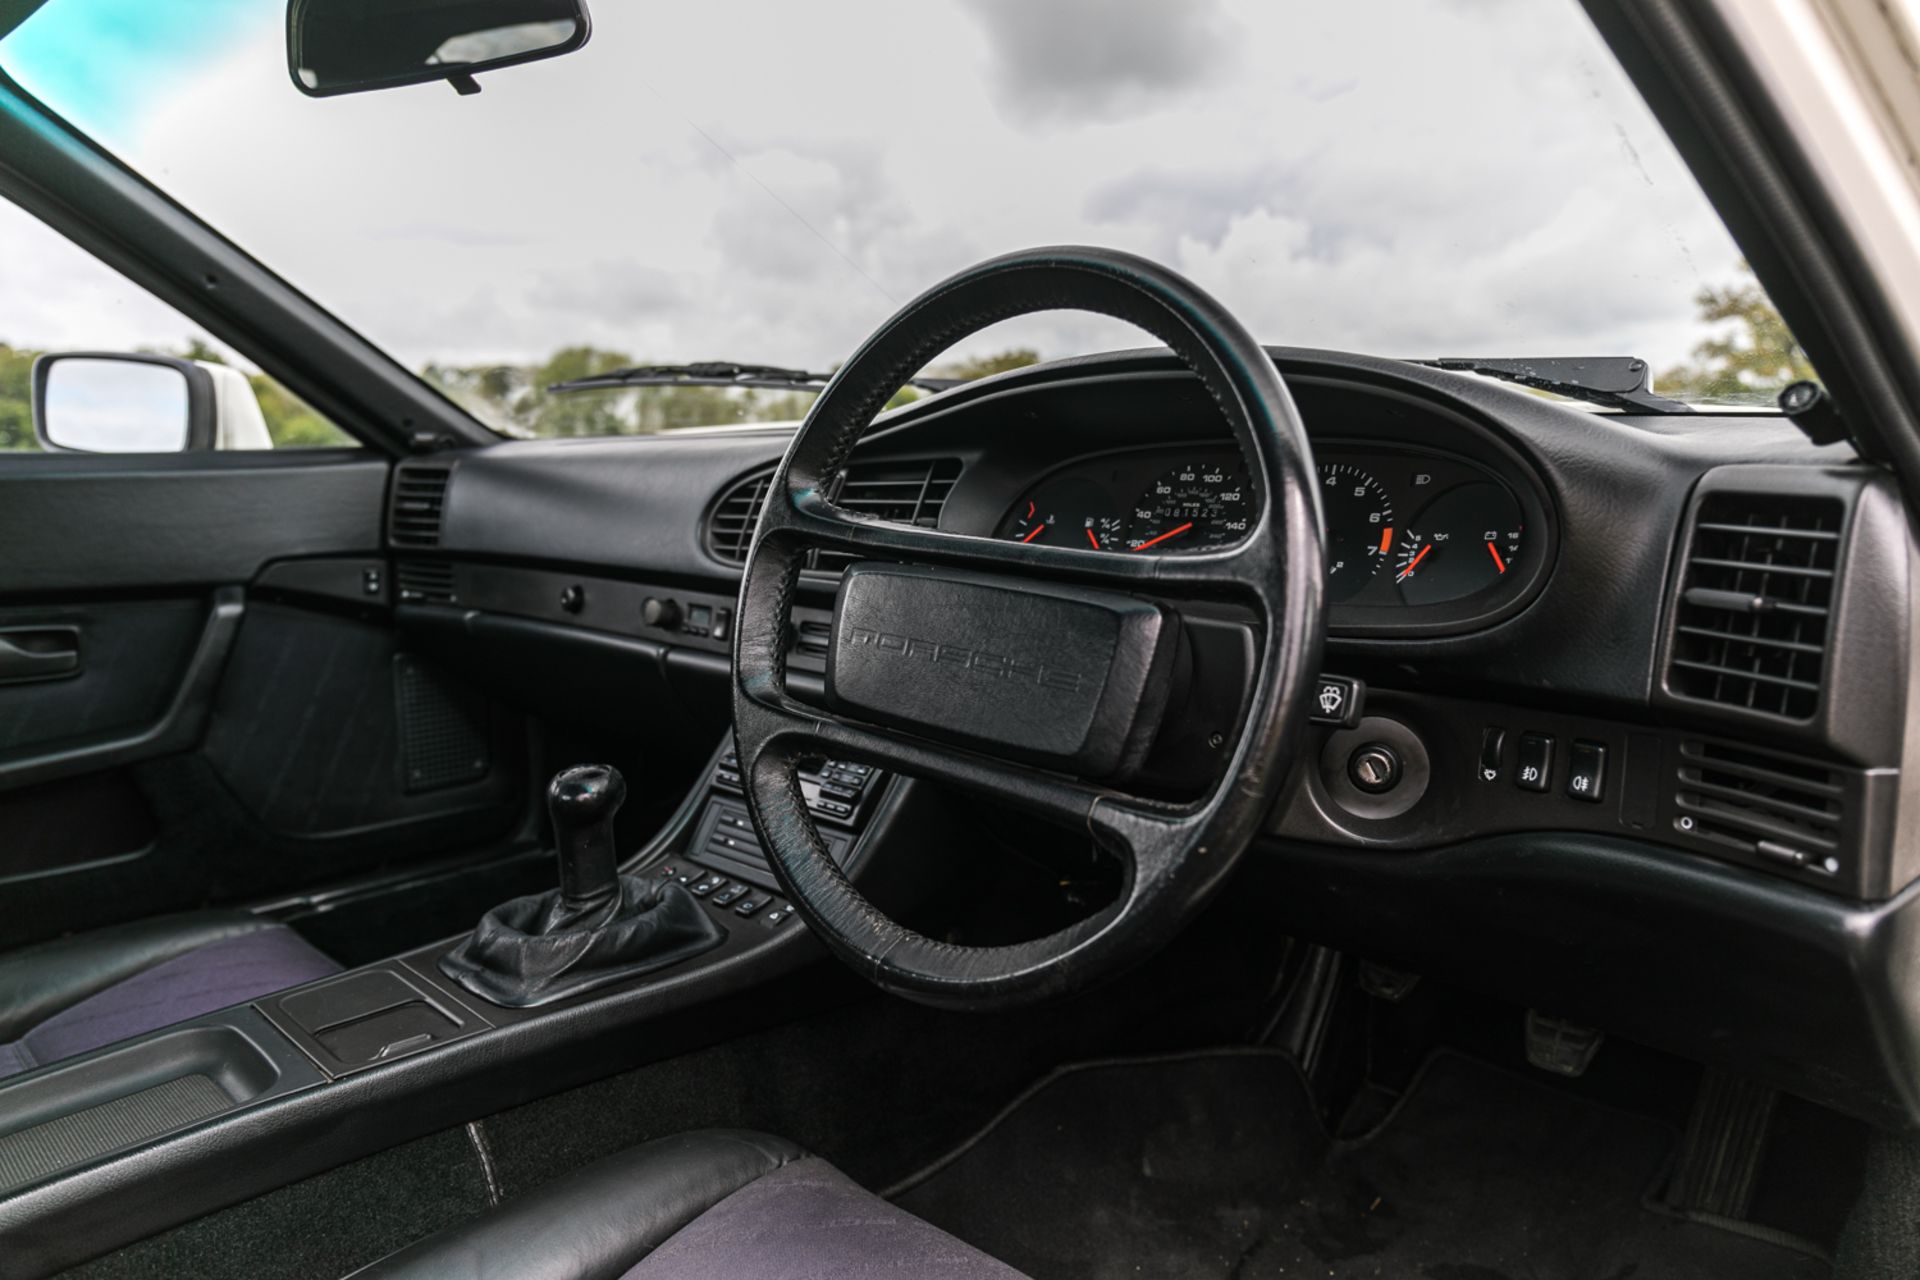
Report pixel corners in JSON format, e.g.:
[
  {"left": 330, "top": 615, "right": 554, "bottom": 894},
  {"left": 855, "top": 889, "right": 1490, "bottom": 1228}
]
[{"left": 1000, "top": 477, "right": 1126, "bottom": 551}]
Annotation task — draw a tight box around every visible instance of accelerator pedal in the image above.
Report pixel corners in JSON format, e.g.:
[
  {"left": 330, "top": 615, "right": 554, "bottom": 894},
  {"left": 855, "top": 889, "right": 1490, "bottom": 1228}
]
[{"left": 1524, "top": 1009, "right": 1605, "bottom": 1077}]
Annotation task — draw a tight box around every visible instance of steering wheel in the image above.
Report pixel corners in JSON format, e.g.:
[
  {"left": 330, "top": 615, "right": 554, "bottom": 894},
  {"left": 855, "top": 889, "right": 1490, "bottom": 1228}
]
[{"left": 731, "top": 246, "right": 1325, "bottom": 1010}]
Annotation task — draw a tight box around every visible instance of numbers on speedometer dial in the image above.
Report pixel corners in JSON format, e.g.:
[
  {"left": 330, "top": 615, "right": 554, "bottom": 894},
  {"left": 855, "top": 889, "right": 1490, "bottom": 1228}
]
[
  {"left": 1317, "top": 463, "right": 1394, "bottom": 603},
  {"left": 1125, "top": 460, "right": 1252, "bottom": 552}
]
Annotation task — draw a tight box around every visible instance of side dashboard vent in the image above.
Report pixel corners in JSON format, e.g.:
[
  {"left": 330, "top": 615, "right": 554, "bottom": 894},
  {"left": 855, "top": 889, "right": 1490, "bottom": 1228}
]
[
  {"left": 703, "top": 458, "right": 963, "bottom": 572},
  {"left": 389, "top": 462, "right": 453, "bottom": 548},
  {"left": 1674, "top": 739, "right": 1841, "bottom": 874},
  {"left": 1666, "top": 492, "right": 1844, "bottom": 719},
  {"left": 705, "top": 471, "right": 774, "bottom": 566},
  {"left": 395, "top": 560, "right": 456, "bottom": 605}
]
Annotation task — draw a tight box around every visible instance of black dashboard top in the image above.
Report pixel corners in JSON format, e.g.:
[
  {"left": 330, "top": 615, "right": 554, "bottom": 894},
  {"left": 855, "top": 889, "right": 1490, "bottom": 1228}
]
[{"left": 426, "top": 346, "right": 1853, "bottom": 709}]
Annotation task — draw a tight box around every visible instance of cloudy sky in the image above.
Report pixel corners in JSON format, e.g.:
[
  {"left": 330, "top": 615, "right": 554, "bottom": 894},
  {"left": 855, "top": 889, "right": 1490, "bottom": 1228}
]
[{"left": 0, "top": 0, "right": 1750, "bottom": 382}]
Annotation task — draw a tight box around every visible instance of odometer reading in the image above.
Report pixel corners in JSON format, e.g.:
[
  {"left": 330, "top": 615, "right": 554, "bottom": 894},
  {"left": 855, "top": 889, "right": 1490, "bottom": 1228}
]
[{"left": 1126, "top": 460, "right": 1252, "bottom": 552}]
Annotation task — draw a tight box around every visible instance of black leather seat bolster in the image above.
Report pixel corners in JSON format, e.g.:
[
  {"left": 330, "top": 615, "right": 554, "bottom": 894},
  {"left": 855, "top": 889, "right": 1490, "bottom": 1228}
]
[
  {"left": 0, "top": 910, "right": 282, "bottom": 1041},
  {"left": 351, "top": 1130, "right": 809, "bottom": 1280}
]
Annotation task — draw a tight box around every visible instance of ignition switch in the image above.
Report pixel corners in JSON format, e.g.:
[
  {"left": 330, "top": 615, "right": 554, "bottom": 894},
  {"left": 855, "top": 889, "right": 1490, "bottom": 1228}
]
[{"left": 1346, "top": 742, "right": 1402, "bottom": 794}]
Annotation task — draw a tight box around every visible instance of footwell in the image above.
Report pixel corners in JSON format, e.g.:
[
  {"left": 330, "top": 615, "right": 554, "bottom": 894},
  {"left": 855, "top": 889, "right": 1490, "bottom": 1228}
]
[{"left": 893, "top": 1048, "right": 1828, "bottom": 1280}]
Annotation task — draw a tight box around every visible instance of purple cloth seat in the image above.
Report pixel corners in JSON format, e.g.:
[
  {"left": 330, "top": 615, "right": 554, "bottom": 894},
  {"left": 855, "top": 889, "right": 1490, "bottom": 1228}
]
[
  {"left": 0, "top": 913, "right": 339, "bottom": 1079},
  {"left": 621, "top": 1157, "right": 1027, "bottom": 1279},
  {"left": 354, "top": 1129, "right": 1028, "bottom": 1280}
]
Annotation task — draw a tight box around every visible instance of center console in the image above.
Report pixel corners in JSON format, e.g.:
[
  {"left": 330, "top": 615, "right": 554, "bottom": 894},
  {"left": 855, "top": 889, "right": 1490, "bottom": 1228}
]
[{"left": 0, "top": 737, "right": 899, "bottom": 1276}]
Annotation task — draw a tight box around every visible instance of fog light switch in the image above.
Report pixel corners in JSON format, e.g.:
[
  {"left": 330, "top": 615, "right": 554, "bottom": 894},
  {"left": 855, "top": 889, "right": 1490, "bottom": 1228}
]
[
  {"left": 1566, "top": 740, "right": 1606, "bottom": 803},
  {"left": 1516, "top": 733, "right": 1554, "bottom": 793}
]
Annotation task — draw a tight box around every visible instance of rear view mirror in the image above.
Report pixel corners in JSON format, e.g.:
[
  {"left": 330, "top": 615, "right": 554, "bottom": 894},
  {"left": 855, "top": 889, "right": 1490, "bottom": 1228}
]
[
  {"left": 288, "top": 0, "right": 591, "bottom": 98},
  {"left": 32, "top": 353, "right": 214, "bottom": 454}
]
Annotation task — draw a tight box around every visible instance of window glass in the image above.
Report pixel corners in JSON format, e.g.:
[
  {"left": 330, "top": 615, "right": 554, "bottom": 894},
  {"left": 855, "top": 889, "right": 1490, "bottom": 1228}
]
[{"left": 0, "top": 196, "right": 357, "bottom": 451}]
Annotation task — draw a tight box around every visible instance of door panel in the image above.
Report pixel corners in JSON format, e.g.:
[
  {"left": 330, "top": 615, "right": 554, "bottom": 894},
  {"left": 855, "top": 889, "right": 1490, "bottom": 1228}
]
[
  {"left": 0, "top": 597, "right": 208, "bottom": 761},
  {"left": 0, "top": 453, "right": 385, "bottom": 593},
  {"left": 0, "top": 453, "right": 533, "bottom": 950}
]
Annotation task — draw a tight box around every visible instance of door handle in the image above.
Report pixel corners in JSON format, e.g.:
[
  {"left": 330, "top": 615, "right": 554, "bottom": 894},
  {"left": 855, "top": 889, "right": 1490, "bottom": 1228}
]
[{"left": 0, "top": 629, "right": 80, "bottom": 683}]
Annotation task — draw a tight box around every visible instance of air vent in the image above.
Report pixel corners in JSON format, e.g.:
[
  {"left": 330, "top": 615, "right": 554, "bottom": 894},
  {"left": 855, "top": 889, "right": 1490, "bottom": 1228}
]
[
  {"left": 1667, "top": 492, "right": 1843, "bottom": 719},
  {"left": 1674, "top": 739, "right": 1841, "bottom": 873},
  {"left": 703, "top": 458, "right": 962, "bottom": 572},
  {"left": 793, "top": 618, "right": 833, "bottom": 659},
  {"left": 394, "top": 560, "right": 456, "bottom": 605},
  {"left": 389, "top": 462, "right": 453, "bottom": 548},
  {"left": 705, "top": 471, "right": 774, "bottom": 566},
  {"left": 811, "top": 457, "right": 963, "bottom": 575}
]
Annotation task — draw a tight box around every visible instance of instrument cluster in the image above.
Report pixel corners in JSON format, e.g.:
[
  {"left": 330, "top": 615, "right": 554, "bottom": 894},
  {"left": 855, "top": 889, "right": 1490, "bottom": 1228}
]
[{"left": 995, "top": 445, "right": 1527, "bottom": 611}]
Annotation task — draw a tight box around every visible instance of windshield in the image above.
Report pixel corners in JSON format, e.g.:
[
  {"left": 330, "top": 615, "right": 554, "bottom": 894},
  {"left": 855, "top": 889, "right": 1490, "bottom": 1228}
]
[{"left": 0, "top": 0, "right": 1814, "bottom": 433}]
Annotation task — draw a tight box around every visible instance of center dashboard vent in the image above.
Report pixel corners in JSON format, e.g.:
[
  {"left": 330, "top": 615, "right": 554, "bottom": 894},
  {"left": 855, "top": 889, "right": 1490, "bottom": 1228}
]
[
  {"left": 704, "top": 457, "right": 963, "bottom": 570},
  {"left": 389, "top": 462, "right": 453, "bottom": 548},
  {"left": 1666, "top": 491, "right": 1844, "bottom": 720}
]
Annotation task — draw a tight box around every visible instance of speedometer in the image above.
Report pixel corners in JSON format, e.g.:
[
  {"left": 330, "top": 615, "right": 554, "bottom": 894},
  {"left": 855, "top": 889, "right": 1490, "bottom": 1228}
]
[{"left": 1125, "top": 460, "right": 1252, "bottom": 552}]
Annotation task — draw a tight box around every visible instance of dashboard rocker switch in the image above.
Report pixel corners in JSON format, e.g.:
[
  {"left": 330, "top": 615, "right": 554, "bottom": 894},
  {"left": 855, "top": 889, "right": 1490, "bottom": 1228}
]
[
  {"left": 1477, "top": 726, "right": 1506, "bottom": 784},
  {"left": 1515, "top": 733, "right": 1554, "bottom": 793},
  {"left": 1565, "top": 740, "right": 1607, "bottom": 803},
  {"left": 1310, "top": 674, "right": 1365, "bottom": 729}
]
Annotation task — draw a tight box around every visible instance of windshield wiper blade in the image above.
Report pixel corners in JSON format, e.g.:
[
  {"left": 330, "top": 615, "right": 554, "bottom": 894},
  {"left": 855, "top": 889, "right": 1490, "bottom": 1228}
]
[
  {"left": 1413, "top": 356, "right": 1692, "bottom": 413},
  {"left": 547, "top": 361, "right": 961, "bottom": 395}
]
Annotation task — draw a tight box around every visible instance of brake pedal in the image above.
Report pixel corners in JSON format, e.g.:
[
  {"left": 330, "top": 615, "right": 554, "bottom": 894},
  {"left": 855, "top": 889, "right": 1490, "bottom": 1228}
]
[{"left": 1525, "top": 1009, "right": 1605, "bottom": 1077}]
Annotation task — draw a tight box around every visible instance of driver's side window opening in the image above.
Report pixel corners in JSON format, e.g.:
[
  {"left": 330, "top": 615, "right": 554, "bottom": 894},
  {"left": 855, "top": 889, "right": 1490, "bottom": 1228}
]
[{"left": 0, "top": 195, "right": 357, "bottom": 453}]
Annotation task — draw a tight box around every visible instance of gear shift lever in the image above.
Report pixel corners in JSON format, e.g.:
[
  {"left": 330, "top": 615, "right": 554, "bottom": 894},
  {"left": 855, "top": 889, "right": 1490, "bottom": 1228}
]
[
  {"left": 549, "top": 764, "right": 624, "bottom": 917},
  {"left": 440, "top": 763, "right": 724, "bottom": 1007}
]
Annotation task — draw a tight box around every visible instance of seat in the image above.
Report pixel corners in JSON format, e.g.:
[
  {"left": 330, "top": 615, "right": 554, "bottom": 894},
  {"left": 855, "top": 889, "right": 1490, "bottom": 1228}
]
[
  {"left": 0, "top": 910, "right": 340, "bottom": 1079},
  {"left": 354, "top": 1129, "right": 1028, "bottom": 1280}
]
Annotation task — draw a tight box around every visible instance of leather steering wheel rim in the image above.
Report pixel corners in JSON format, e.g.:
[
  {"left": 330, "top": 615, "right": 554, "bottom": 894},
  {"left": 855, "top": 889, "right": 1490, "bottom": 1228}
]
[{"left": 731, "top": 246, "right": 1325, "bottom": 1010}]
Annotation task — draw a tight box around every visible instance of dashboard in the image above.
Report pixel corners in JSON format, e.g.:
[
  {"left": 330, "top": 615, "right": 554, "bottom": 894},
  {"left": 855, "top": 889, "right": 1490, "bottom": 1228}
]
[
  {"left": 993, "top": 445, "right": 1528, "bottom": 611},
  {"left": 384, "top": 347, "right": 1920, "bottom": 1129}
]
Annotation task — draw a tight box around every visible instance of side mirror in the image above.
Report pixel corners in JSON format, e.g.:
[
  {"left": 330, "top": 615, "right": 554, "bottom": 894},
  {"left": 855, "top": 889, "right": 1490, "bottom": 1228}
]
[
  {"left": 31, "top": 353, "right": 215, "bottom": 454},
  {"left": 288, "top": 0, "right": 591, "bottom": 98}
]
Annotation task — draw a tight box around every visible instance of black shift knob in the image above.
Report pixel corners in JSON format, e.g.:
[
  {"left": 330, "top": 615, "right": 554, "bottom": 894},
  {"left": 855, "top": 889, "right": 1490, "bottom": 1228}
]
[{"left": 549, "top": 764, "right": 626, "bottom": 912}]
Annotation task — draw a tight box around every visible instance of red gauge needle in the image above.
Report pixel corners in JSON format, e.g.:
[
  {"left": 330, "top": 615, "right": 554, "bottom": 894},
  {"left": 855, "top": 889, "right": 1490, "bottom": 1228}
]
[
  {"left": 1397, "top": 543, "right": 1433, "bottom": 580},
  {"left": 1020, "top": 523, "right": 1046, "bottom": 544},
  {"left": 1487, "top": 541, "right": 1507, "bottom": 574},
  {"left": 1086, "top": 527, "right": 1102, "bottom": 550},
  {"left": 1132, "top": 521, "right": 1194, "bottom": 552}
]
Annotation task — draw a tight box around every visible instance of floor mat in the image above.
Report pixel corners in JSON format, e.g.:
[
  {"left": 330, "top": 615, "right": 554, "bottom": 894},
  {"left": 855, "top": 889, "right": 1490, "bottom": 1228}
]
[{"left": 895, "top": 1048, "right": 1830, "bottom": 1280}]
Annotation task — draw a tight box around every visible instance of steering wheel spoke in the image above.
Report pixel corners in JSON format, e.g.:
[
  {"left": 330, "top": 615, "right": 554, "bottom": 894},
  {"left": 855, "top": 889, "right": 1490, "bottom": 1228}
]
[{"left": 743, "top": 687, "right": 1168, "bottom": 837}]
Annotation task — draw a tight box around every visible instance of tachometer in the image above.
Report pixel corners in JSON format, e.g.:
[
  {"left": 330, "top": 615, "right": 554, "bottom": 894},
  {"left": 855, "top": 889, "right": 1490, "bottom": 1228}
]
[
  {"left": 1317, "top": 462, "right": 1394, "bottom": 602},
  {"left": 1125, "top": 460, "right": 1252, "bottom": 552}
]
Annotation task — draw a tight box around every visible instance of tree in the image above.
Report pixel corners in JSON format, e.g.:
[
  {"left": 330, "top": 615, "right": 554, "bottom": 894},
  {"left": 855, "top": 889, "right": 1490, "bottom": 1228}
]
[
  {"left": 142, "top": 336, "right": 354, "bottom": 447},
  {"left": 0, "top": 344, "right": 37, "bottom": 450},
  {"left": 1659, "top": 265, "right": 1816, "bottom": 403},
  {"left": 934, "top": 348, "right": 1042, "bottom": 381},
  {"left": 419, "top": 345, "right": 1050, "bottom": 439}
]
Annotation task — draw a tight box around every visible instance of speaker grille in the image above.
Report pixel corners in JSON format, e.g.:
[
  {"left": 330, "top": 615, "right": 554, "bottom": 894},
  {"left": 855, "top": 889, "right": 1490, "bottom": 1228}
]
[{"left": 394, "top": 656, "right": 489, "bottom": 793}]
